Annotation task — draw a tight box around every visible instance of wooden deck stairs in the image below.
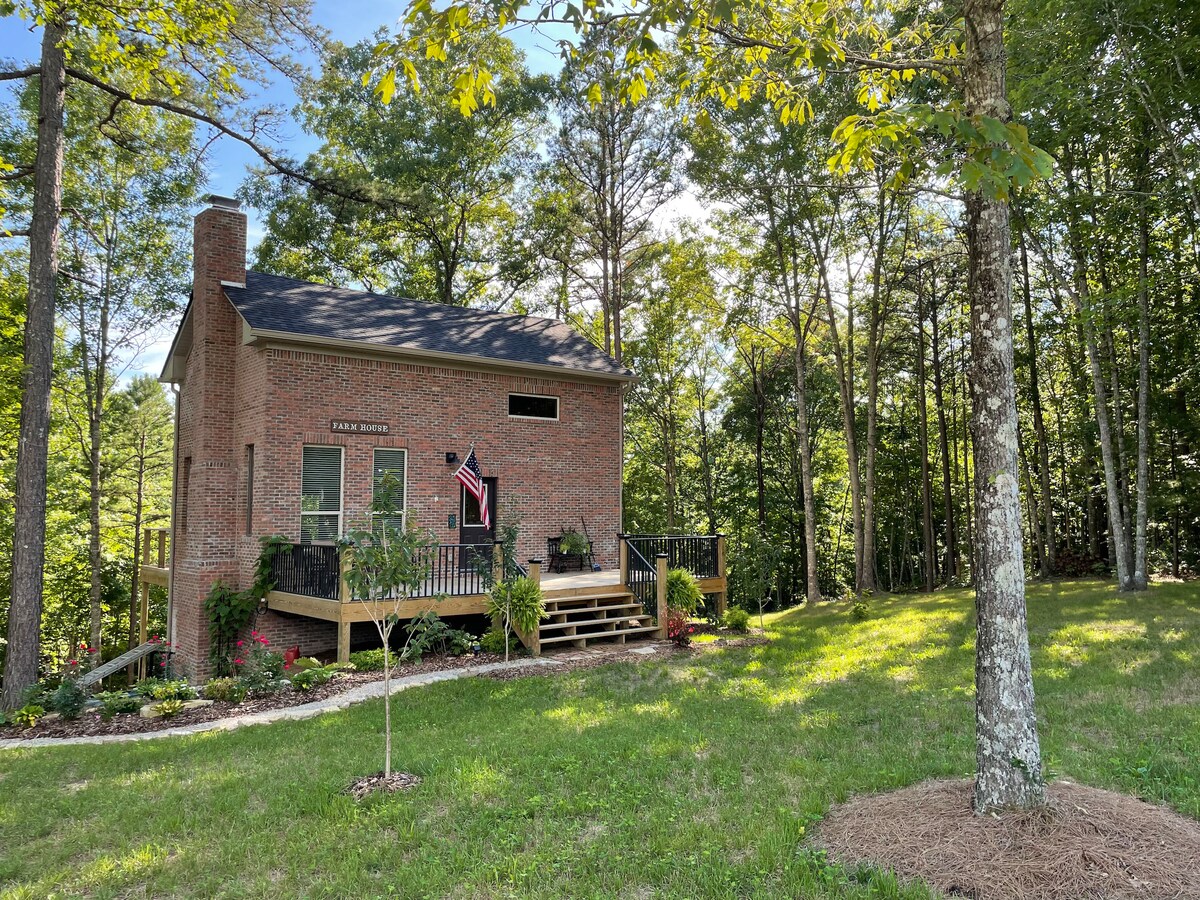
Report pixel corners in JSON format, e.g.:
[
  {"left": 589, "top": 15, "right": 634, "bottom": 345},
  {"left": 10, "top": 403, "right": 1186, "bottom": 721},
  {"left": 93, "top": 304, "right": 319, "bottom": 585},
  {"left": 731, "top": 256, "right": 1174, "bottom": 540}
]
[{"left": 537, "top": 584, "right": 660, "bottom": 650}]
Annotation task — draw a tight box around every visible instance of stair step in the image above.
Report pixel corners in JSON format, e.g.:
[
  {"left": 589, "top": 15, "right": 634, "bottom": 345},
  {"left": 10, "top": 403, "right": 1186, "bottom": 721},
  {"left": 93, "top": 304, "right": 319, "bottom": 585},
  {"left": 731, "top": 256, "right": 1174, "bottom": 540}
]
[
  {"left": 540, "top": 625, "right": 661, "bottom": 646},
  {"left": 544, "top": 591, "right": 634, "bottom": 607},
  {"left": 541, "top": 614, "right": 653, "bottom": 631},
  {"left": 546, "top": 601, "right": 643, "bottom": 618}
]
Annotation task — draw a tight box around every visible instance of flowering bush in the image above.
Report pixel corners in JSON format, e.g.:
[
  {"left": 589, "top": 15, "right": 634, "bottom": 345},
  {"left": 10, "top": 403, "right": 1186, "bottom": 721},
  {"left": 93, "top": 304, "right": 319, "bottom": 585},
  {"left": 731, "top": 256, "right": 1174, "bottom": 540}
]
[
  {"left": 232, "top": 632, "right": 287, "bottom": 696},
  {"left": 665, "top": 608, "right": 695, "bottom": 647}
]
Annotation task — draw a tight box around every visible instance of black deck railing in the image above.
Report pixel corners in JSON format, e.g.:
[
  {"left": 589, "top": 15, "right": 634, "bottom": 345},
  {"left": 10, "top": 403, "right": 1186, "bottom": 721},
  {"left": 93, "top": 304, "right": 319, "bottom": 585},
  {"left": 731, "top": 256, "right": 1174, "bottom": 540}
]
[
  {"left": 270, "top": 543, "right": 341, "bottom": 600},
  {"left": 625, "top": 535, "right": 720, "bottom": 579},
  {"left": 268, "top": 541, "right": 497, "bottom": 601}
]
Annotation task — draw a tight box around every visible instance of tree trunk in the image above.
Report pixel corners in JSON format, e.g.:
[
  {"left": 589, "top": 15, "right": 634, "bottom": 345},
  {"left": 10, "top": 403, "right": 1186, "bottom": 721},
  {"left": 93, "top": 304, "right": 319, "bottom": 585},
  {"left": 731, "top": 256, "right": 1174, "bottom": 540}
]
[
  {"left": 127, "top": 442, "right": 147, "bottom": 683},
  {"left": 820, "top": 274, "right": 866, "bottom": 592},
  {"left": 1064, "top": 158, "right": 1132, "bottom": 590},
  {"left": 1132, "top": 136, "right": 1151, "bottom": 590},
  {"left": 916, "top": 280, "right": 936, "bottom": 591},
  {"left": 1, "top": 21, "right": 67, "bottom": 710},
  {"left": 1018, "top": 226, "right": 1054, "bottom": 574},
  {"left": 795, "top": 337, "right": 821, "bottom": 603},
  {"left": 963, "top": 0, "right": 1045, "bottom": 813},
  {"left": 930, "top": 289, "right": 958, "bottom": 580}
]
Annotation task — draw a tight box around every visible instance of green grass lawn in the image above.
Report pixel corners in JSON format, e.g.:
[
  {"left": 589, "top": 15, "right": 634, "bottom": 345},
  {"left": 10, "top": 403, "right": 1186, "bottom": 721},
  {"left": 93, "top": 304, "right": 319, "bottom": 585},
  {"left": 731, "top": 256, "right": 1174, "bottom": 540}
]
[{"left": 1, "top": 579, "right": 1197, "bottom": 899}]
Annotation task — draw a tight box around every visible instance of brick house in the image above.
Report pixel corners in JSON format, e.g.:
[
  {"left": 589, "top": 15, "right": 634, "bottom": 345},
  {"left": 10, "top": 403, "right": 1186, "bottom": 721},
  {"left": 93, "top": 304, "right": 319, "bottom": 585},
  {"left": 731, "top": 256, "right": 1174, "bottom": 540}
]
[{"left": 159, "top": 196, "right": 725, "bottom": 677}]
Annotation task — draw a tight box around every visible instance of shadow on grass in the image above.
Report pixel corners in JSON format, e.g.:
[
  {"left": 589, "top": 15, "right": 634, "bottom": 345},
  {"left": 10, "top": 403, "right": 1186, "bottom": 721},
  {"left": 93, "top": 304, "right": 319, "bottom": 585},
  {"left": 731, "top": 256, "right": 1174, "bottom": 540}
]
[{"left": 0, "top": 579, "right": 1195, "bottom": 898}]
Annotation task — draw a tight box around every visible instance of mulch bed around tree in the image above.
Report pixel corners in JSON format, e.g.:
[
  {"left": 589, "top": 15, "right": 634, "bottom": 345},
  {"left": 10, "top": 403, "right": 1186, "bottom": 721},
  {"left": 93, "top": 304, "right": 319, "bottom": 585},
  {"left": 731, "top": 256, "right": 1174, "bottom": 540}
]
[
  {"left": 346, "top": 771, "right": 423, "bottom": 799},
  {"left": 814, "top": 778, "right": 1200, "bottom": 900},
  {"left": 1, "top": 651, "right": 511, "bottom": 741}
]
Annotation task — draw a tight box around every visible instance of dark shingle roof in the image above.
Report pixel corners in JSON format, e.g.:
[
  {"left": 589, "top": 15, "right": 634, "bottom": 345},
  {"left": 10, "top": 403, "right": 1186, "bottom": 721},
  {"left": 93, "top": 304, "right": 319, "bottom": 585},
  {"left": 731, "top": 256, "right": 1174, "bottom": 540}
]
[{"left": 223, "top": 271, "right": 633, "bottom": 381}]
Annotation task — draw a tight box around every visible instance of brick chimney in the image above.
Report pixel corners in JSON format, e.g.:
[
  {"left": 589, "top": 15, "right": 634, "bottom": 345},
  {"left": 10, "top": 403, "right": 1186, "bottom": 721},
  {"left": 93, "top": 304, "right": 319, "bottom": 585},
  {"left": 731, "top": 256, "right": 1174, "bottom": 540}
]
[{"left": 168, "top": 195, "right": 249, "bottom": 676}]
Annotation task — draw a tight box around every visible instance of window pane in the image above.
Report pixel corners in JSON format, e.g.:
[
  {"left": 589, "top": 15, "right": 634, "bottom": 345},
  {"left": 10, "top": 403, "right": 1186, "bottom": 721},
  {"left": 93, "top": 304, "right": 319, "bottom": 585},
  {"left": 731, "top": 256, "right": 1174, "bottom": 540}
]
[
  {"left": 463, "top": 488, "right": 482, "bottom": 526},
  {"left": 302, "top": 446, "right": 342, "bottom": 512},
  {"left": 373, "top": 448, "right": 406, "bottom": 530},
  {"left": 508, "top": 394, "right": 558, "bottom": 419},
  {"left": 301, "top": 513, "right": 339, "bottom": 543}
]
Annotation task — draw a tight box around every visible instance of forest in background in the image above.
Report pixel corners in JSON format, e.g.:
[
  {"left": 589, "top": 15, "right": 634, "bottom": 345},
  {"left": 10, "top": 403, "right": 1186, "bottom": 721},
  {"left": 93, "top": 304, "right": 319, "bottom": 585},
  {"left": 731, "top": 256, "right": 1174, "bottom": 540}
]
[{"left": 1, "top": 0, "right": 1198, "bottom": 673}]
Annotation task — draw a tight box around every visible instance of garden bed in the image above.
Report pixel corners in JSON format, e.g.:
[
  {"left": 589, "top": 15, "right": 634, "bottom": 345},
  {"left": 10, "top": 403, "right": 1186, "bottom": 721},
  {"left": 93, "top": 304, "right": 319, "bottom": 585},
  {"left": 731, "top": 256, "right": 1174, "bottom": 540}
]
[{"left": 0, "top": 650, "right": 513, "bottom": 741}]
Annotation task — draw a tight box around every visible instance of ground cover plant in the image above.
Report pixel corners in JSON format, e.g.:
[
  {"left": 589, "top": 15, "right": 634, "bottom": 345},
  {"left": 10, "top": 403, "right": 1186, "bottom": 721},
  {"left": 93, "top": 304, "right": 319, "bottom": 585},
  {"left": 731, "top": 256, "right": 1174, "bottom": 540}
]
[{"left": 1, "top": 579, "right": 1197, "bottom": 898}]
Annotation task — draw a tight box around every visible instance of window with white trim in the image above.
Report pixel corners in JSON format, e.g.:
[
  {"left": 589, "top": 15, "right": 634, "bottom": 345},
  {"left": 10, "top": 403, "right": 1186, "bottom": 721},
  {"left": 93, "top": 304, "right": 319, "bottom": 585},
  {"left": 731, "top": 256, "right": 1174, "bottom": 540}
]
[
  {"left": 508, "top": 393, "right": 559, "bottom": 420},
  {"left": 372, "top": 448, "right": 407, "bottom": 532},
  {"left": 300, "top": 445, "right": 343, "bottom": 542}
]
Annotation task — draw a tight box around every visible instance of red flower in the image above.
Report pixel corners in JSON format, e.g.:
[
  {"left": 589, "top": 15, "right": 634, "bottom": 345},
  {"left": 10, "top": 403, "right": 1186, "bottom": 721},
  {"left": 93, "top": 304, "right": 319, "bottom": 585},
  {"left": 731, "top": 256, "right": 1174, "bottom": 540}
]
[
  {"left": 69, "top": 659, "right": 78, "bottom": 666},
  {"left": 236, "top": 640, "right": 244, "bottom": 647},
  {"left": 234, "top": 658, "right": 244, "bottom": 665},
  {"left": 88, "top": 647, "right": 98, "bottom": 654}
]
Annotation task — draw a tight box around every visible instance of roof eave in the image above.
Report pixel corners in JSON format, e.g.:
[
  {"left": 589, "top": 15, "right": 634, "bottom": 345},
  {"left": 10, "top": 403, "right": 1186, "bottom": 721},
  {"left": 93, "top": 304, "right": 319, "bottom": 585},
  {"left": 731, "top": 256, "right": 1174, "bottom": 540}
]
[
  {"left": 158, "top": 298, "right": 194, "bottom": 383},
  {"left": 243, "top": 326, "right": 637, "bottom": 385}
]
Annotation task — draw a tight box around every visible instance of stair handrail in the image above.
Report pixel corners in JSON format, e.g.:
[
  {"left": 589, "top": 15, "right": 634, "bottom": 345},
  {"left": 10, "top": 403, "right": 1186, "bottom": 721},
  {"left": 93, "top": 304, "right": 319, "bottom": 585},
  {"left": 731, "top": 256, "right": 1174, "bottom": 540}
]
[{"left": 624, "top": 540, "right": 658, "bottom": 616}]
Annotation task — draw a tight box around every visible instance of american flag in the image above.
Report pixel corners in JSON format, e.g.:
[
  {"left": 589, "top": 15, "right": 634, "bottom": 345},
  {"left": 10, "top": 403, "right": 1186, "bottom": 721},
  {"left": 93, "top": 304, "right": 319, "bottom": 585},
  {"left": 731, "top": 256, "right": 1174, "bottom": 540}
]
[{"left": 454, "top": 448, "right": 491, "bottom": 529}]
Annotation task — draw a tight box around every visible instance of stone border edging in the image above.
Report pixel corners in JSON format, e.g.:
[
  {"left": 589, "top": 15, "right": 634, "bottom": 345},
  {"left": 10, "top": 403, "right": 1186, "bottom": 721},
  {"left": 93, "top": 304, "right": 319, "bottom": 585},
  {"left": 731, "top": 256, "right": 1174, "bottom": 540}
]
[{"left": 0, "top": 658, "right": 562, "bottom": 750}]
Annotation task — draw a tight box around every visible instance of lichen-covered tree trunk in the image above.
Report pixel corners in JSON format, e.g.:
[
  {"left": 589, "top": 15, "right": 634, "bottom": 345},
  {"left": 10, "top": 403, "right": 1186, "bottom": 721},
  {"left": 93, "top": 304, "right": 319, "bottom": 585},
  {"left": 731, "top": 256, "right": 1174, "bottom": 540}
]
[
  {"left": 1, "top": 21, "right": 67, "bottom": 711},
  {"left": 963, "top": 0, "right": 1046, "bottom": 813}
]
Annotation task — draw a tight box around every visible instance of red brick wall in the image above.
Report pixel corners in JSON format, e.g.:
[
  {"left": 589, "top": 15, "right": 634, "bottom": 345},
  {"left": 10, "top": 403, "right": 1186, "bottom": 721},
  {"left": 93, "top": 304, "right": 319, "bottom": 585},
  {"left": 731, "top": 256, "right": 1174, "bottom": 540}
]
[{"left": 168, "top": 204, "right": 625, "bottom": 678}]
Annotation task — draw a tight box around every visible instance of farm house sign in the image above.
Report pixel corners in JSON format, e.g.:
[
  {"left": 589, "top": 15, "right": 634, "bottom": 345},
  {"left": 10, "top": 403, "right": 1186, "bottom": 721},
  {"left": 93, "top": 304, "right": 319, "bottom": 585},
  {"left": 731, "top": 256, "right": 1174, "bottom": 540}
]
[{"left": 331, "top": 420, "right": 390, "bottom": 434}]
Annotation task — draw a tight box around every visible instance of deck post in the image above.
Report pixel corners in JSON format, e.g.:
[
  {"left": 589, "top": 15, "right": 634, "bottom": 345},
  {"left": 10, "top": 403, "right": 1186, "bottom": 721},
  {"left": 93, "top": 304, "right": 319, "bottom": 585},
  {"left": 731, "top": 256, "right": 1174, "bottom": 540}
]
[
  {"left": 715, "top": 534, "right": 727, "bottom": 617},
  {"left": 492, "top": 539, "right": 505, "bottom": 587},
  {"left": 337, "top": 618, "right": 351, "bottom": 664},
  {"left": 143, "top": 527, "right": 152, "bottom": 564},
  {"left": 655, "top": 553, "right": 669, "bottom": 639},
  {"left": 618, "top": 534, "right": 628, "bottom": 586},
  {"left": 516, "top": 558, "right": 543, "bottom": 657},
  {"left": 339, "top": 548, "right": 351, "bottom": 604},
  {"left": 157, "top": 528, "right": 167, "bottom": 567}
]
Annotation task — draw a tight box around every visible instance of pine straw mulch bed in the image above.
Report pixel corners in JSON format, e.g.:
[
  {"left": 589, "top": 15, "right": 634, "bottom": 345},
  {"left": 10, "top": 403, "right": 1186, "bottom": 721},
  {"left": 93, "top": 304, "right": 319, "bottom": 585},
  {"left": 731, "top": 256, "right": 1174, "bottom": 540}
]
[
  {"left": 814, "top": 778, "right": 1200, "bottom": 900},
  {"left": 0, "top": 651, "right": 512, "bottom": 741}
]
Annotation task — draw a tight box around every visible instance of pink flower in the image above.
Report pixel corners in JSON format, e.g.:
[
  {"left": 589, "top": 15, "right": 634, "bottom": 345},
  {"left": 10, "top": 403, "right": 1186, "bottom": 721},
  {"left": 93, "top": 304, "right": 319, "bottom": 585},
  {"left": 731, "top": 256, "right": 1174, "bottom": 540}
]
[
  {"left": 69, "top": 659, "right": 78, "bottom": 666},
  {"left": 234, "top": 658, "right": 244, "bottom": 665},
  {"left": 159, "top": 661, "right": 166, "bottom": 667},
  {"left": 236, "top": 640, "right": 244, "bottom": 647},
  {"left": 284, "top": 664, "right": 291, "bottom": 671},
  {"left": 88, "top": 647, "right": 98, "bottom": 654}
]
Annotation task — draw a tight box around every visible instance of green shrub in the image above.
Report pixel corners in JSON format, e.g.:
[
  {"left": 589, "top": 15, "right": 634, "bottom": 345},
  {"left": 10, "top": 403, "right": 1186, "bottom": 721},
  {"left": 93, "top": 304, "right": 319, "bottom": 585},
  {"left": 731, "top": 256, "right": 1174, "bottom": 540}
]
[
  {"left": 849, "top": 600, "right": 870, "bottom": 621},
  {"left": 13, "top": 704, "right": 45, "bottom": 728},
  {"left": 48, "top": 679, "right": 89, "bottom": 720},
  {"left": 479, "top": 629, "right": 513, "bottom": 656},
  {"left": 154, "top": 698, "right": 186, "bottom": 718},
  {"left": 349, "top": 648, "right": 388, "bottom": 671},
  {"left": 666, "top": 568, "right": 704, "bottom": 616},
  {"left": 289, "top": 666, "right": 335, "bottom": 692},
  {"left": 146, "top": 679, "right": 197, "bottom": 702},
  {"left": 203, "top": 677, "right": 248, "bottom": 703},
  {"left": 95, "top": 691, "right": 143, "bottom": 720},
  {"left": 486, "top": 577, "right": 545, "bottom": 655},
  {"left": 723, "top": 607, "right": 751, "bottom": 633}
]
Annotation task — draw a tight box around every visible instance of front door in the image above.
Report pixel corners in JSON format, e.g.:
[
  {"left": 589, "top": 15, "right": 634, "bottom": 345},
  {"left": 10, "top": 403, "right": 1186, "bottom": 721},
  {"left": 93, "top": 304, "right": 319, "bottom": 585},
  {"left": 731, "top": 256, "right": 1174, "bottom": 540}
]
[{"left": 460, "top": 478, "right": 497, "bottom": 568}]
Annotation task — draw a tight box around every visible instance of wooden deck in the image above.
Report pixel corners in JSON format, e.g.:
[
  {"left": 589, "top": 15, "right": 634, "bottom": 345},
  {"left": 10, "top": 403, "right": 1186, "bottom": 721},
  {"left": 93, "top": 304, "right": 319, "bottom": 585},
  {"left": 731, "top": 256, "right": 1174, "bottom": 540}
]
[{"left": 265, "top": 535, "right": 728, "bottom": 663}]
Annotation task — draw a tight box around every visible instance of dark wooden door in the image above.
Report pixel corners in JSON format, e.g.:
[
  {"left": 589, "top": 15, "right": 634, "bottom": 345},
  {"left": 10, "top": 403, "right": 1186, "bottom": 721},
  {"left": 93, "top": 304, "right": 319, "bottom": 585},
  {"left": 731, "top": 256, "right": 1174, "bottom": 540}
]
[{"left": 459, "top": 477, "right": 497, "bottom": 552}]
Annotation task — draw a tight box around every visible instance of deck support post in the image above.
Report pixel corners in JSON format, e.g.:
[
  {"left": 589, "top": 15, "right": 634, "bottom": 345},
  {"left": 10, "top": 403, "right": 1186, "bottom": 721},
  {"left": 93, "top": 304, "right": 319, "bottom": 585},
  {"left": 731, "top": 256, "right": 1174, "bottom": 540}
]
[
  {"left": 715, "top": 534, "right": 727, "bottom": 617},
  {"left": 618, "top": 535, "right": 628, "bottom": 586},
  {"left": 492, "top": 539, "right": 505, "bottom": 587},
  {"left": 512, "top": 558, "right": 543, "bottom": 657},
  {"left": 337, "top": 618, "right": 351, "bottom": 664},
  {"left": 655, "top": 553, "right": 669, "bottom": 640}
]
